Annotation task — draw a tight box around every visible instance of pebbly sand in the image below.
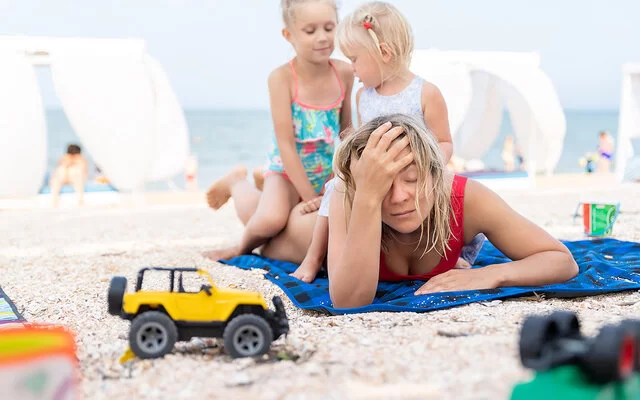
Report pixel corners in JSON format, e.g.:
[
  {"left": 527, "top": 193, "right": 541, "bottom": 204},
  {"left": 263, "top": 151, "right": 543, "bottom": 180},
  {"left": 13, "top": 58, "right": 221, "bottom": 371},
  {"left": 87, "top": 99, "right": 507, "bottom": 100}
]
[{"left": 1, "top": 174, "right": 640, "bottom": 399}]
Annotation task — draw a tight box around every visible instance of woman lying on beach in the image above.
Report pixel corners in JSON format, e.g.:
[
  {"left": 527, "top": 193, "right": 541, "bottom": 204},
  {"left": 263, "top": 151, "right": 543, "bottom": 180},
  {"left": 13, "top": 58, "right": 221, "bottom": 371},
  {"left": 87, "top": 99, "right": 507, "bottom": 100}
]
[
  {"left": 209, "top": 114, "right": 578, "bottom": 308},
  {"left": 321, "top": 114, "right": 578, "bottom": 307}
]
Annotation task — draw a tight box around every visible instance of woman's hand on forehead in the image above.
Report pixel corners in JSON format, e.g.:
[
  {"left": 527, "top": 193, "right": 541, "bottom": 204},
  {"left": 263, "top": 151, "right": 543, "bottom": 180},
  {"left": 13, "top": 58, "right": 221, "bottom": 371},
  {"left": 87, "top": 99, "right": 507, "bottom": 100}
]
[{"left": 349, "top": 121, "right": 415, "bottom": 202}]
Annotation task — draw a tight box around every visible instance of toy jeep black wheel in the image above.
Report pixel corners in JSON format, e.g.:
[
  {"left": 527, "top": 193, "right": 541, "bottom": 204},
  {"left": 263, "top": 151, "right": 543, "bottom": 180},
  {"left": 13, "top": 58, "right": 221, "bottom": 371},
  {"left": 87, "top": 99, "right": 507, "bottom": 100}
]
[
  {"left": 549, "top": 311, "right": 581, "bottom": 339},
  {"left": 108, "top": 277, "right": 127, "bottom": 316},
  {"left": 519, "top": 315, "right": 560, "bottom": 370},
  {"left": 223, "top": 314, "right": 273, "bottom": 358},
  {"left": 582, "top": 324, "right": 636, "bottom": 383},
  {"left": 129, "top": 311, "right": 178, "bottom": 359}
]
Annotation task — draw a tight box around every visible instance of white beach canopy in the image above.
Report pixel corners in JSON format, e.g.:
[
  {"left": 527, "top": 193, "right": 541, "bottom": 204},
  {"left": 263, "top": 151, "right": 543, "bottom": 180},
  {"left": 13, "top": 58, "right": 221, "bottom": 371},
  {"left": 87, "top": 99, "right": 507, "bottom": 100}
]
[
  {"left": 614, "top": 63, "right": 640, "bottom": 183},
  {"left": 410, "top": 49, "right": 566, "bottom": 176},
  {"left": 0, "top": 36, "right": 189, "bottom": 197}
]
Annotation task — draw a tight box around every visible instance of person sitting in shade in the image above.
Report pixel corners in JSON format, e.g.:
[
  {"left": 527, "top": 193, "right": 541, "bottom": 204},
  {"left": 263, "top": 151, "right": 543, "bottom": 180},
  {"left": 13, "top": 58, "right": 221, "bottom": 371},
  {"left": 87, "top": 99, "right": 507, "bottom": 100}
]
[{"left": 49, "top": 144, "right": 88, "bottom": 207}]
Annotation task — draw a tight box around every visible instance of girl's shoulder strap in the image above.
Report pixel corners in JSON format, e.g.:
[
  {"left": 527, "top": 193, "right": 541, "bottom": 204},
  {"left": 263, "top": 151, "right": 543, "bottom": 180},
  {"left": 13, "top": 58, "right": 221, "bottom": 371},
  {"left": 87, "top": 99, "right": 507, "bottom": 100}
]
[
  {"left": 288, "top": 60, "right": 299, "bottom": 103},
  {"left": 329, "top": 60, "right": 346, "bottom": 99}
]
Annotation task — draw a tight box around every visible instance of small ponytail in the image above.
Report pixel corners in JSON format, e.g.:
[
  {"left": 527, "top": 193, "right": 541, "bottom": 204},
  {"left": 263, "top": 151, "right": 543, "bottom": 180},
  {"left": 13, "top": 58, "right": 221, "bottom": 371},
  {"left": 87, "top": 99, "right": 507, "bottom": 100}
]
[{"left": 362, "top": 15, "right": 382, "bottom": 55}]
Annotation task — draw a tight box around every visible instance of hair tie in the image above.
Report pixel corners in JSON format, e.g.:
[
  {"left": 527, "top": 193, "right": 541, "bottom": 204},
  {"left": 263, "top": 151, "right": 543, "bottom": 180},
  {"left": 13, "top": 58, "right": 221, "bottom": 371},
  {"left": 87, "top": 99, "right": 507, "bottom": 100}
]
[{"left": 362, "top": 15, "right": 381, "bottom": 54}]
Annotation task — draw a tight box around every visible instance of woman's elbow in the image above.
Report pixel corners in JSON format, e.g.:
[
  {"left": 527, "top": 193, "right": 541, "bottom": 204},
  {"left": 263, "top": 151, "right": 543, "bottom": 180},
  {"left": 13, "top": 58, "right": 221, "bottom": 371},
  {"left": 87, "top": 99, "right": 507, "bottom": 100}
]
[
  {"left": 329, "top": 285, "right": 375, "bottom": 309},
  {"left": 331, "top": 295, "right": 374, "bottom": 309}
]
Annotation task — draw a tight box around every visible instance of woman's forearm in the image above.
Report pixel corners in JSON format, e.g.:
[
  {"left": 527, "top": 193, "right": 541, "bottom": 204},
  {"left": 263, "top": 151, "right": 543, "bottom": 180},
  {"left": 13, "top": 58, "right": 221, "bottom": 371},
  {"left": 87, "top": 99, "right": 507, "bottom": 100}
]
[
  {"left": 489, "top": 250, "right": 578, "bottom": 287},
  {"left": 329, "top": 192, "right": 383, "bottom": 308}
]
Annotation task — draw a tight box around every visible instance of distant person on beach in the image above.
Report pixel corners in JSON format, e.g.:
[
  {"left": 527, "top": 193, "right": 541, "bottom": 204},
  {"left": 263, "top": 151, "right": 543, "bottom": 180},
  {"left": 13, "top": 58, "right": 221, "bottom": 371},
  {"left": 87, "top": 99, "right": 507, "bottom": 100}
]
[
  {"left": 203, "top": 0, "right": 354, "bottom": 261},
  {"left": 597, "top": 130, "right": 615, "bottom": 173},
  {"left": 502, "top": 135, "right": 526, "bottom": 172},
  {"left": 93, "top": 166, "right": 109, "bottom": 184},
  {"left": 447, "top": 154, "right": 466, "bottom": 173},
  {"left": 502, "top": 136, "right": 516, "bottom": 172},
  {"left": 49, "top": 144, "right": 88, "bottom": 207}
]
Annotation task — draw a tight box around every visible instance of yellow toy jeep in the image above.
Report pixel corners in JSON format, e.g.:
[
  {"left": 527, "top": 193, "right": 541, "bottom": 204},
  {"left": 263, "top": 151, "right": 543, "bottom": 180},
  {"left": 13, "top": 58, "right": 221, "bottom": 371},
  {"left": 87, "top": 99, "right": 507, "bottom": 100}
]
[{"left": 107, "top": 267, "right": 289, "bottom": 359}]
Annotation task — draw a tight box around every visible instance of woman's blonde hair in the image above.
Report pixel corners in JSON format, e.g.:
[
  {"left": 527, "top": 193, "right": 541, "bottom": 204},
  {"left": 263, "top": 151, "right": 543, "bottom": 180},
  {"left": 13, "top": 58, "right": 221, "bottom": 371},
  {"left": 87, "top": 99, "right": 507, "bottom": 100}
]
[
  {"left": 281, "top": 0, "right": 338, "bottom": 28},
  {"left": 333, "top": 114, "right": 453, "bottom": 258},
  {"left": 335, "top": 1, "right": 414, "bottom": 70}
]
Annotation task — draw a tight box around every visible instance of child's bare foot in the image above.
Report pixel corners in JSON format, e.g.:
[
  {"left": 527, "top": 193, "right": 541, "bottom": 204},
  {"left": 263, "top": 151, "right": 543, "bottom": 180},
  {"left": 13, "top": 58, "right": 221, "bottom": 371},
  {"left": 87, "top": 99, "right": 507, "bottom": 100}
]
[
  {"left": 454, "top": 257, "right": 472, "bottom": 269},
  {"left": 252, "top": 167, "right": 265, "bottom": 191},
  {"left": 202, "top": 245, "right": 244, "bottom": 261},
  {"left": 206, "top": 166, "right": 247, "bottom": 210},
  {"left": 290, "top": 259, "right": 321, "bottom": 283}
]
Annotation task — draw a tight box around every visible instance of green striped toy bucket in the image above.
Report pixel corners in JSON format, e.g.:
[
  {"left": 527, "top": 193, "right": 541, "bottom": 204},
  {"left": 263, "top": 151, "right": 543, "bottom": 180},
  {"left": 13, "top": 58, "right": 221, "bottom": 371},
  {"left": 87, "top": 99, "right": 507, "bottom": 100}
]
[{"left": 573, "top": 202, "right": 620, "bottom": 237}]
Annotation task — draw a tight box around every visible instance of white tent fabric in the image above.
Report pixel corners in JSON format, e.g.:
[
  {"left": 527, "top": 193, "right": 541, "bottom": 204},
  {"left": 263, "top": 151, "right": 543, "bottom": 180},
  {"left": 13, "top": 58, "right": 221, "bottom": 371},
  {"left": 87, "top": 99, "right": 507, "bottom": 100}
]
[
  {"left": 485, "top": 63, "right": 566, "bottom": 174},
  {"left": 50, "top": 45, "right": 157, "bottom": 191},
  {"left": 409, "top": 51, "right": 473, "bottom": 134},
  {"left": 410, "top": 50, "right": 566, "bottom": 175},
  {"left": 614, "top": 64, "right": 640, "bottom": 183},
  {"left": 0, "top": 51, "right": 47, "bottom": 197},
  {"left": 455, "top": 72, "right": 504, "bottom": 160},
  {"left": 0, "top": 36, "right": 190, "bottom": 196},
  {"left": 144, "top": 55, "right": 190, "bottom": 182}
]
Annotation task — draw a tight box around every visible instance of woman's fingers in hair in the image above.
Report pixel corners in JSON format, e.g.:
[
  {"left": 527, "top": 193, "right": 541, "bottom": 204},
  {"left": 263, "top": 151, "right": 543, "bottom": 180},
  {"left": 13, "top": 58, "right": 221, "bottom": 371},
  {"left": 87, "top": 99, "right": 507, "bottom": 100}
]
[
  {"left": 386, "top": 135, "right": 410, "bottom": 159},
  {"left": 401, "top": 151, "right": 415, "bottom": 168},
  {"left": 377, "top": 126, "right": 405, "bottom": 152},
  {"left": 366, "top": 121, "right": 393, "bottom": 150},
  {"left": 393, "top": 150, "right": 414, "bottom": 171}
]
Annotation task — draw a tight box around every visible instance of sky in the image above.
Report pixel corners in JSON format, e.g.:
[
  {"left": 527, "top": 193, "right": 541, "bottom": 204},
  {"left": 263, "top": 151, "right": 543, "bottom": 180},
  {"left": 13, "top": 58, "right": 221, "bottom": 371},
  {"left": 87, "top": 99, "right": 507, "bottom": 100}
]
[{"left": 1, "top": 0, "right": 639, "bottom": 110}]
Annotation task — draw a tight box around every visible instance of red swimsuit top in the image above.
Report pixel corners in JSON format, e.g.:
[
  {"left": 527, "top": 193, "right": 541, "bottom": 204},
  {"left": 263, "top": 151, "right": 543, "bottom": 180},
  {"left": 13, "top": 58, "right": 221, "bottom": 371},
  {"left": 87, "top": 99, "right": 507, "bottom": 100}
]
[{"left": 379, "top": 174, "right": 468, "bottom": 282}]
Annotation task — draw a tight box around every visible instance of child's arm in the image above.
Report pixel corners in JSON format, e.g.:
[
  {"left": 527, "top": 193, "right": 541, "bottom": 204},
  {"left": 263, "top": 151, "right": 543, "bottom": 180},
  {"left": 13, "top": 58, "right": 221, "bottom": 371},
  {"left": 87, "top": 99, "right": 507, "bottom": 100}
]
[
  {"left": 290, "top": 216, "right": 329, "bottom": 283},
  {"left": 355, "top": 87, "right": 364, "bottom": 128},
  {"left": 337, "top": 62, "right": 355, "bottom": 133},
  {"left": 268, "top": 68, "right": 318, "bottom": 202},
  {"left": 307, "top": 216, "right": 329, "bottom": 263},
  {"left": 421, "top": 82, "right": 454, "bottom": 164}
]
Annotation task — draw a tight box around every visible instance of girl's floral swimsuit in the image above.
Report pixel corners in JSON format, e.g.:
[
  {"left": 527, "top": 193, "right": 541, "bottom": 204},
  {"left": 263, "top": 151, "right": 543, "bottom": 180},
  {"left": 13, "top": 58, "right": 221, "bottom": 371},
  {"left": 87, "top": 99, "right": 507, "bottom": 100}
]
[{"left": 264, "top": 60, "right": 345, "bottom": 194}]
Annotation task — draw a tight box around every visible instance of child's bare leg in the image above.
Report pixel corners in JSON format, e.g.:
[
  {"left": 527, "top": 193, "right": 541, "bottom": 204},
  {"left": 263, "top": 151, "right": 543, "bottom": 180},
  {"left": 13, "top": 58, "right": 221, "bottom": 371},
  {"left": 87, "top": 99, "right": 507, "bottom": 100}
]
[
  {"left": 205, "top": 165, "right": 261, "bottom": 224},
  {"left": 454, "top": 257, "right": 471, "bottom": 269},
  {"left": 68, "top": 167, "right": 85, "bottom": 206},
  {"left": 252, "top": 167, "right": 265, "bottom": 191},
  {"left": 49, "top": 167, "right": 67, "bottom": 208},
  {"left": 262, "top": 201, "right": 318, "bottom": 264},
  {"left": 456, "top": 233, "right": 485, "bottom": 269},
  {"left": 206, "top": 166, "right": 248, "bottom": 210},
  {"left": 290, "top": 215, "right": 328, "bottom": 282},
  {"left": 204, "top": 175, "right": 299, "bottom": 261}
]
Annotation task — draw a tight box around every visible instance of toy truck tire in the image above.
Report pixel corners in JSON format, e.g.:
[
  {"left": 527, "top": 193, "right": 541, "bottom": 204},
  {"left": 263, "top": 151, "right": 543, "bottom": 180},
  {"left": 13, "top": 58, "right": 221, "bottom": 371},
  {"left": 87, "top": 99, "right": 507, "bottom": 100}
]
[
  {"left": 129, "top": 311, "right": 178, "bottom": 359},
  {"left": 108, "top": 276, "right": 127, "bottom": 316},
  {"left": 582, "top": 324, "right": 636, "bottom": 383},
  {"left": 548, "top": 311, "right": 581, "bottom": 339},
  {"left": 223, "top": 314, "right": 273, "bottom": 358},
  {"left": 620, "top": 319, "right": 640, "bottom": 371},
  {"left": 519, "top": 315, "right": 559, "bottom": 370}
]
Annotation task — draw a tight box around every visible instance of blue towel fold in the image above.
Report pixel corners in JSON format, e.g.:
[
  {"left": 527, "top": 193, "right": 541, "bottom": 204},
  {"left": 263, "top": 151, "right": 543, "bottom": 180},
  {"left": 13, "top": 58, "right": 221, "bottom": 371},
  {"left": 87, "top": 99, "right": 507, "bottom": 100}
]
[{"left": 219, "top": 238, "right": 640, "bottom": 315}]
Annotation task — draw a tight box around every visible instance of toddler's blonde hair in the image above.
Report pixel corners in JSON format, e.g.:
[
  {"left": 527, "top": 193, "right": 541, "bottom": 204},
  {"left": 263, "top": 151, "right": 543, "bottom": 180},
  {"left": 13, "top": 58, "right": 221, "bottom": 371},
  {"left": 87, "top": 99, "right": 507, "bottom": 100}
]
[
  {"left": 336, "top": 1, "right": 414, "bottom": 71},
  {"left": 281, "top": 0, "right": 338, "bottom": 28}
]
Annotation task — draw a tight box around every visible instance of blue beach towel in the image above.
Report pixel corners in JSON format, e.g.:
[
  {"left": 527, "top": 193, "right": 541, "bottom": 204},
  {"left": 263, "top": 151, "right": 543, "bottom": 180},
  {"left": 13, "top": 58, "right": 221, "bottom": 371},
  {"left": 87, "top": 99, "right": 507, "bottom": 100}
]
[{"left": 219, "top": 239, "right": 640, "bottom": 315}]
